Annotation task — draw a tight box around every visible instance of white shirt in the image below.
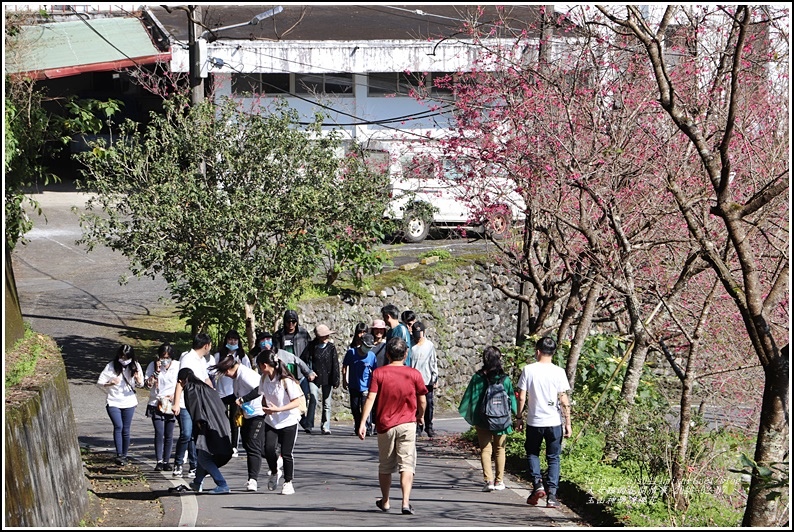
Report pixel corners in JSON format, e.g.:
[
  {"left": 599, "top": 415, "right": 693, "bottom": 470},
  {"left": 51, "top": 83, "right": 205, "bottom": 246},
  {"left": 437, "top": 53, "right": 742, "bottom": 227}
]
[
  {"left": 259, "top": 374, "right": 303, "bottom": 429},
  {"left": 215, "top": 351, "right": 252, "bottom": 397},
  {"left": 233, "top": 365, "right": 264, "bottom": 418},
  {"left": 144, "top": 359, "right": 180, "bottom": 407},
  {"left": 178, "top": 349, "right": 211, "bottom": 404},
  {"left": 97, "top": 361, "right": 142, "bottom": 409},
  {"left": 517, "top": 361, "right": 570, "bottom": 427}
]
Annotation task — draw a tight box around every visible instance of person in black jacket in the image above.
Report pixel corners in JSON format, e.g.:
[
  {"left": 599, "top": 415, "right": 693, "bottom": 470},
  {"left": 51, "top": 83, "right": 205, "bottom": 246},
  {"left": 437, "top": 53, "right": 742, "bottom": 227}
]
[
  {"left": 301, "top": 324, "right": 340, "bottom": 435},
  {"left": 177, "top": 368, "right": 233, "bottom": 494},
  {"left": 271, "top": 311, "right": 313, "bottom": 430}
]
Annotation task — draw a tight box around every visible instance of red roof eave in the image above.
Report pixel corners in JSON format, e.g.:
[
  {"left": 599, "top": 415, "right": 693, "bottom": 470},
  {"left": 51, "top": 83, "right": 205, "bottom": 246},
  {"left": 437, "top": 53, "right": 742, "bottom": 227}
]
[{"left": 13, "top": 51, "right": 172, "bottom": 81}]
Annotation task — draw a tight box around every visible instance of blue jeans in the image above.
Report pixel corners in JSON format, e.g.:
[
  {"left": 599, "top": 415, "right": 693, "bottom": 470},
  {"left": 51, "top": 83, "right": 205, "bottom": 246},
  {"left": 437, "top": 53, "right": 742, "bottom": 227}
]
[
  {"left": 525, "top": 425, "right": 563, "bottom": 494},
  {"left": 307, "top": 382, "right": 333, "bottom": 432},
  {"left": 195, "top": 449, "right": 227, "bottom": 489},
  {"left": 174, "top": 408, "right": 198, "bottom": 469},
  {"left": 150, "top": 407, "right": 176, "bottom": 463},
  {"left": 106, "top": 405, "right": 136, "bottom": 457}
]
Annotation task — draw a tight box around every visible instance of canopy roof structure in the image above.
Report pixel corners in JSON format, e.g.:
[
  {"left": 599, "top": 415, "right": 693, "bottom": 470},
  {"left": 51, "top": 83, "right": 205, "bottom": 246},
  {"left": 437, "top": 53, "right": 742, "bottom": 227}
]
[{"left": 6, "top": 16, "right": 170, "bottom": 80}]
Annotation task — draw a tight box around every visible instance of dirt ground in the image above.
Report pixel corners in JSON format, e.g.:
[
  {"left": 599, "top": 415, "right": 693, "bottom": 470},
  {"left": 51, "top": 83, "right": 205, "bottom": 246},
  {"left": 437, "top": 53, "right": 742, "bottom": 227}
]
[{"left": 81, "top": 449, "right": 164, "bottom": 527}]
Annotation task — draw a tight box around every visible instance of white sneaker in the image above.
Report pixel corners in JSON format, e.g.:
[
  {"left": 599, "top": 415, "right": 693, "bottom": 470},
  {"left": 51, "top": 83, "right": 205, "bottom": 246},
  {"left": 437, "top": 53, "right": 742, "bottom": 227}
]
[
  {"left": 245, "top": 478, "right": 258, "bottom": 491},
  {"left": 482, "top": 482, "right": 495, "bottom": 492},
  {"left": 493, "top": 482, "right": 506, "bottom": 491},
  {"left": 268, "top": 468, "right": 282, "bottom": 491},
  {"left": 232, "top": 447, "right": 239, "bottom": 458},
  {"left": 281, "top": 481, "right": 295, "bottom": 495},
  {"left": 172, "top": 466, "right": 183, "bottom": 477}
]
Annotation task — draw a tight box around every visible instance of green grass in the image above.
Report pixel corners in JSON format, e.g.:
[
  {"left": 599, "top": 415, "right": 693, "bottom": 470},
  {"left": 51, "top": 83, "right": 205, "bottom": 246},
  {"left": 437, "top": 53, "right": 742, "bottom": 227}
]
[{"left": 5, "top": 325, "right": 44, "bottom": 389}]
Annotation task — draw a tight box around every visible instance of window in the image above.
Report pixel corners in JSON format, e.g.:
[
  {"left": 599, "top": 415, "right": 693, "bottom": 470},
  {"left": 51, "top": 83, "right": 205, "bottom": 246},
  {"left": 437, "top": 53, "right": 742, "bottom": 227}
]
[
  {"left": 231, "top": 73, "right": 290, "bottom": 95},
  {"left": 294, "top": 73, "right": 353, "bottom": 95},
  {"left": 368, "top": 72, "right": 456, "bottom": 97}
]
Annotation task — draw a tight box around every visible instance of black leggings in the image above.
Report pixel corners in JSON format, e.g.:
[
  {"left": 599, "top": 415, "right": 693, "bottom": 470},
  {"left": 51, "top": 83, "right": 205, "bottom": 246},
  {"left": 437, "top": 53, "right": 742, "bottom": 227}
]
[
  {"left": 240, "top": 416, "right": 267, "bottom": 480},
  {"left": 264, "top": 422, "right": 298, "bottom": 482}
]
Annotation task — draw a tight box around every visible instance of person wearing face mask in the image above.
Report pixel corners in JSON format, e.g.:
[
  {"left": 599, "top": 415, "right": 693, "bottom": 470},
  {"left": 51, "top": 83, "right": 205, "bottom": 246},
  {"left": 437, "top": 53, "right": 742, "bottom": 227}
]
[
  {"left": 301, "top": 324, "right": 340, "bottom": 435},
  {"left": 144, "top": 342, "right": 181, "bottom": 470},
  {"left": 213, "top": 329, "right": 251, "bottom": 458},
  {"left": 252, "top": 330, "right": 316, "bottom": 430},
  {"left": 97, "top": 344, "right": 144, "bottom": 466}
]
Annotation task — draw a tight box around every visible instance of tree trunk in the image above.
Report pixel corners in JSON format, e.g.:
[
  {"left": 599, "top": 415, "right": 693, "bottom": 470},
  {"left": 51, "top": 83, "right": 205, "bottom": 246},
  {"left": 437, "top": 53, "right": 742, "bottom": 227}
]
[
  {"left": 564, "top": 279, "right": 601, "bottom": 388},
  {"left": 5, "top": 245, "right": 26, "bottom": 350},
  {"left": 244, "top": 302, "right": 257, "bottom": 351},
  {"left": 742, "top": 347, "right": 789, "bottom": 526}
]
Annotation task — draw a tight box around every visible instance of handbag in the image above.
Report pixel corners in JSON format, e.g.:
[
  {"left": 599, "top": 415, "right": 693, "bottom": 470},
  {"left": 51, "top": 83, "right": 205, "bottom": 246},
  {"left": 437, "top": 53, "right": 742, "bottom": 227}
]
[
  {"left": 296, "top": 393, "right": 308, "bottom": 415},
  {"left": 157, "top": 395, "right": 173, "bottom": 414}
]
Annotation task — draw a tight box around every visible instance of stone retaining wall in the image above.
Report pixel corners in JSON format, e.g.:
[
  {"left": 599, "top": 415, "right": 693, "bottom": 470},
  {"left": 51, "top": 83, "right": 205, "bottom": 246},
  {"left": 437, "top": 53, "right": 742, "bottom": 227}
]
[
  {"left": 4, "top": 355, "right": 87, "bottom": 527},
  {"left": 294, "top": 261, "right": 520, "bottom": 415}
]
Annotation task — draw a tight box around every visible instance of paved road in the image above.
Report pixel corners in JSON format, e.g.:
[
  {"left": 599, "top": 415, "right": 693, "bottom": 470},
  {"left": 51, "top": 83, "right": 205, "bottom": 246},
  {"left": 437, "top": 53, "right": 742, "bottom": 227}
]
[{"left": 12, "top": 184, "right": 586, "bottom": 528}]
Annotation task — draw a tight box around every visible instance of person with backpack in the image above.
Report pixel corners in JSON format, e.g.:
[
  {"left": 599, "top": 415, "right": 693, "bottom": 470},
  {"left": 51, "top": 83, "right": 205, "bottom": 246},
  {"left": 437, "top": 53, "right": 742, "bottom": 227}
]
[
  {"left": 515, "top": 336, "right": 572, "bottom": 509},
  {"left": 458, "top": 346, "right": 517, "bottom": 492}
]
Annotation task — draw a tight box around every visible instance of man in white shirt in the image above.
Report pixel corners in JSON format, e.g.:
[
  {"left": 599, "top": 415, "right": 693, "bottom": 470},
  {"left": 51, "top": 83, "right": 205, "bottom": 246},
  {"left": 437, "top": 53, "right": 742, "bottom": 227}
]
[
  {"left": 516, "top": 336, "right": 572, "bottom": 509},
  {"left": 170, "top": 333, "right": 214, "bottom": 477}
]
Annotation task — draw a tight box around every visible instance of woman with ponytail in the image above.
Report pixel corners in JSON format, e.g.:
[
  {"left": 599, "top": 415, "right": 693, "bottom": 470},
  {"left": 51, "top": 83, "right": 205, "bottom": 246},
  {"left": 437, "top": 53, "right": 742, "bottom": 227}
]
[{"left": 238, "top": 349, "right": 303, "bottom": 495}]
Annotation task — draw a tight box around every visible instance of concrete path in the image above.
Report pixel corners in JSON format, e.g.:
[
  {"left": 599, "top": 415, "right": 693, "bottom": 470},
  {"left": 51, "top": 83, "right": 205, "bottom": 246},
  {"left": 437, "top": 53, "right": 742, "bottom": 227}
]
[{"left": 12, "top": 184, "right": 587, "bottom": 528}]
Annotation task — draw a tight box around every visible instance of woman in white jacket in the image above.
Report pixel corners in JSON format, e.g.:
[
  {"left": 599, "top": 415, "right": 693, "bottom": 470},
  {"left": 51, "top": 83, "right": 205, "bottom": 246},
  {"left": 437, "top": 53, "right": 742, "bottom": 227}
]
[
  {"left": 97, "top": 344, "right": 144, "bottom": 465},
  {"left": 144, "top": 343, "right": 180, "bottom": 471}
]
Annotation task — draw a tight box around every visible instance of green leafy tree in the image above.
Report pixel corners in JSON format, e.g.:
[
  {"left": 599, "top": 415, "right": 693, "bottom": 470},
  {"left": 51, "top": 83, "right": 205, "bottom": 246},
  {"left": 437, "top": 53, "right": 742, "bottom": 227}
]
[{"left": 75, "top": 95, "right": 391, "bottom": 343}]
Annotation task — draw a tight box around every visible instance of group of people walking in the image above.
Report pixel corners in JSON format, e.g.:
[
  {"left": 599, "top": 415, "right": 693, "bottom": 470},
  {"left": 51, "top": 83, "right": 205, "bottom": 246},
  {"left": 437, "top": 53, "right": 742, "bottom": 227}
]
[{"left": 97, "top": 308, "right": 571, "bottom": 512}]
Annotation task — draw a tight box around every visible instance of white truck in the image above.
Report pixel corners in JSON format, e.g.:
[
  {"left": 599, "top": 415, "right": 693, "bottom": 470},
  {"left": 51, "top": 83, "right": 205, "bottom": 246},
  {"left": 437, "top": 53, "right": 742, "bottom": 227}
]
[{"left": 374, "top": 147, "right": 525, "bottom": 243}]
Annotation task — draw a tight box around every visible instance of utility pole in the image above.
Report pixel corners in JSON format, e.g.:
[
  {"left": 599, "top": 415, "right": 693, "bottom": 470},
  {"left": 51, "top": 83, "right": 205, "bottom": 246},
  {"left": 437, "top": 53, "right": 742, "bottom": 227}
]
[{"left": 188, "top": 4, "right": 203, "bottom": 105}]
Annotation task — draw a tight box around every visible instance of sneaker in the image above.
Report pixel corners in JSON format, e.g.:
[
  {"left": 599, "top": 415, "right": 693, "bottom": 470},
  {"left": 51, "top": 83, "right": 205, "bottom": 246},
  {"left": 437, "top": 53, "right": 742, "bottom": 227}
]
[
  {"left": 426, "top": 429, "right": 436, "bottom": 438},
  {"left": 163, "top": 463, "right": 173, "bottom": 472},
  {"left": 545, "top": 493, "right": 559, "bottom": 508},
  {"left": 527, "top": 485, "right": 546, "bottom": 506},
  {"left": 321, "top": 429, "right": 331, "bottom": 435},
  {"left": 207, "top": 485, "right": 230, "bottom": 495},
  {"left": 115, "top": 455, "right": 126, "bottom": 466},
  {"left": 281, "top": 481, "right": 295, "bottom": 495},
  {"left": 303, "top": 427, "right": 313, "bottom": 434},
  {"left": 268, "top": 468, "right": 283, "bottom": 491},
  {"left": 232, "top": 447, "right": 239, "bottom": 458},
  {"left": 154, "top": 461, "right": 164, "bottom": 471},
  {"left": 188, "top": 469, "right": 197, "bottom": 479},
  {"left": 189, "top": 480, "right": 203, "bottom": 493},
  {"left": 172, "top": 465, "right": 183, "bottom": 477},
  {"left": 245, "top": 479, "right": 258, "bottom": 492},
  {"left": 482, "top": 482, "right": 495, "bottom": 492},
  {"left": 493, "top": 481, "right": 506, "bottom": 491}
]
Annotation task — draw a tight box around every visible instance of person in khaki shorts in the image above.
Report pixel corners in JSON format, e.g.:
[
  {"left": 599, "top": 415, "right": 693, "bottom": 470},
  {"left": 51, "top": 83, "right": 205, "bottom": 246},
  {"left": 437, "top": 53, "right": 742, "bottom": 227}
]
[{"left": 358, "top": 337, "right": 427, "bottom": 515}]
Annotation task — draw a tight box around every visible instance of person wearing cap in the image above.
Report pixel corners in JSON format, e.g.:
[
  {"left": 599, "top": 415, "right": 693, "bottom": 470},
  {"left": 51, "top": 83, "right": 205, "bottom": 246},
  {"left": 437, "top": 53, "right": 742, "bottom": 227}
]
[
  {"left": 408, "top": 321, "right": 438, "bottom": 438},
  {"left": 343, "top": 330, "right": 378, "bottom": 436},
  {"left": 301, "top": 324, "right": 340, "bottom": 435},
  {"left": 272, "top": 310, "right": 312, "bottom": 361},
  {"left": 369, "top": 319, "right": 389, "bottom": 368}
]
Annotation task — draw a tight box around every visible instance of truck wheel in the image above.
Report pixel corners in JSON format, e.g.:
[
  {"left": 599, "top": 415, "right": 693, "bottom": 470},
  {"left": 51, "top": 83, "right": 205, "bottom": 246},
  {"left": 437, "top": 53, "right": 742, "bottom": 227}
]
[
  {"left": 485, "top": 209, "right": 512, "bottom": 240},
  {"left": 402, "top": 210, "right": 431, "bottom": 243}
]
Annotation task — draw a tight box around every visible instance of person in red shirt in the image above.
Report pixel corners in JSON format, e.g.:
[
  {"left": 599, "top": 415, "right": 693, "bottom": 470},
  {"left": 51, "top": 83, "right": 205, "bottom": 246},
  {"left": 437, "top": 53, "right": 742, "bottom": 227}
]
[{"left": 358, "top": 337, "right": 427, "bottom": 515}]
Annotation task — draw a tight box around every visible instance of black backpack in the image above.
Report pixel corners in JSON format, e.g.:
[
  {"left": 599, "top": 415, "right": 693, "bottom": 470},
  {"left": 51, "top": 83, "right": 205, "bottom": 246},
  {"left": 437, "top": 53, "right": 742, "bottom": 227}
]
[{"left": 479, "top": 374, "right": 512, "bottom": 432}]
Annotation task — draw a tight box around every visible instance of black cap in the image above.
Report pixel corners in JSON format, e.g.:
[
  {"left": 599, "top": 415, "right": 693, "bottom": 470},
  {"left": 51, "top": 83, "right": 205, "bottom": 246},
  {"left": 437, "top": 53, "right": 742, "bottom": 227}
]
[
  {"left": 360, "top": 333, "right": 375, "bottom": 349},
  {"left": 284, "top": 310, "right": 299, "bottom": 323}
]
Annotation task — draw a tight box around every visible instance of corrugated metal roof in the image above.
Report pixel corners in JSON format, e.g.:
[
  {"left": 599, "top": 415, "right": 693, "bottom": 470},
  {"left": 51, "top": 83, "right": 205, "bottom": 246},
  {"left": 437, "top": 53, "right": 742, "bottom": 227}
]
[{"left": 5, "top": 17, "right": 171, "bottom": 80}]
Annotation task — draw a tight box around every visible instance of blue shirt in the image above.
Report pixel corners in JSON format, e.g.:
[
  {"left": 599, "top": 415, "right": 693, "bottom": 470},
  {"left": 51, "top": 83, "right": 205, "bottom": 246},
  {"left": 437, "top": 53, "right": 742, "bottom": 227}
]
[{"left": 342, "top": 348, "right": 377, "bottom": 393}]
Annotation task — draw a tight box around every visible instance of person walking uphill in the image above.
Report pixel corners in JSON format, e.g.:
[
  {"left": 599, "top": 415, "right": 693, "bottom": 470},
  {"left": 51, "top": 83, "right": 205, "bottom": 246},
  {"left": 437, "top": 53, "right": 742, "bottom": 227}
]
[
  {"left": 458, "top": 346, "right": 518, "bottom": 492},
  {"left": 358, "top": 338, "right": 427, "bottom": 515},
  {"left": 301, "top": 324, "right": 340, "bottom": 435},
  {"left": 408, "top": 321, "right": 438, "bottom": 438},
  {"left": 516, "top": 336, "right": 572, "bottom": 509},
  {"left": 97, "top": 344, "right": 144, "bottom": 466}
]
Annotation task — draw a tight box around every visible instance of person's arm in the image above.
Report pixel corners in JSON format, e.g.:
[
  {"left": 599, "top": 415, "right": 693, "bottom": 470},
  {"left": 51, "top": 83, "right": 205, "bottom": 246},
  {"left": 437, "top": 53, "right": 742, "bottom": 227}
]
[
  {"left": 559, "top": 391, "right": 572, "bottom": 437},
  {"left": 341, "top": 360, "right": 349, "bottom": 391},
  {"left": 171, "top": 381, "right": 183, "bottom": 415},
  {"left": 357, "top": 391, "right": 378, "bottom": 439},
  {"left": 515, "top": 389, "right": 527, "bottom": 431},
  {"left": 430, "top": 345, "right": 438, "bottom": 385}
]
